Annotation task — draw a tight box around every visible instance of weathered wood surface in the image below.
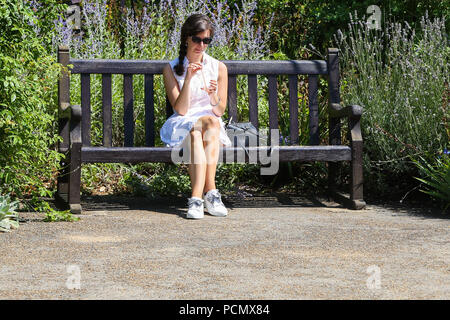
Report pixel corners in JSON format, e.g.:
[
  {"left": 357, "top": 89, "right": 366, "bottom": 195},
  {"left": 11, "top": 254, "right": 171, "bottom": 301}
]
[
  {"left": 81, "top": 73, "right": 91, "bottom": 146},
  {"left": 227, "top": 75, "right": 238, "bottom": 121},
  {"left": 102, "top": 74, "right": 112, "bottom": 147},
  {"left": 68, "top": 105, "right": 82, "bottom": 214},
  {"left": 58, "top": 46, "right": 70, "bottom": 150},
  {"left": 329, "top": 103, "right": 363, "bottom": 119},
  {"left": 69, "top": 59, "right": 328, "bottom": 75},
  {"left": 56, "top": 46, "right": 70, "bottom": 201},
  {"left": 145, "top": 74, "right": 155, "bottom": 146},
  {"left": 268, "top": 75, "right": 278, "bottom": 130},
  {"left": 288, "top": 75, "right": 299, "bottom": 145},
  {"left": 308, "top": 75, "right": 319, "bottom": 145},
  {"left": 248, "top": 74, "right": 258, "bottom": 128},
  {"left": 123, "top": 74, "right": 134, "bottom": 147},
  {"left": 327, "top": 48, "right": 341, "bottom": 197},
  {"left": 81, "top": 145, "right": 351, "bottom": 163}
]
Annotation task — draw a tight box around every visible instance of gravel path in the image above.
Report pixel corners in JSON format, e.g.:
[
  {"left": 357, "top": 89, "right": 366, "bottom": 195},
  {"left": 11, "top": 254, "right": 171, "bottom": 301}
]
[{"left": 1, "top": 195, "right": 449, "bottom": 299}]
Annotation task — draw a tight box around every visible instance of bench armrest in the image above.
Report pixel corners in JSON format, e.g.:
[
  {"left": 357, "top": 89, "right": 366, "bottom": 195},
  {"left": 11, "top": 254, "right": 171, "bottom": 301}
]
[
  {"left": 329, "top": 103, "right": 362, "bottom": 119},
  {"left": 59, "top": 102, "right": 71, "bottom": 119},
  {"left": 70, "top": 104, "right": 82, "bottom": 121},
  {"left": 328, "top": 103, "right": 363, "bottom": 143},
  {"left": 68, "top": 105, "right": 82, "bottom": 145},
  {"left": 59, "top": 103, "right": 82, "bottom": 120}
]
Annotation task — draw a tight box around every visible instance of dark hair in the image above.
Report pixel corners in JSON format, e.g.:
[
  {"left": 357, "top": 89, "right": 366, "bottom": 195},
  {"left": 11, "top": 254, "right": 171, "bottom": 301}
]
[{"left": 174, "top": 14, "right": 214, "bottom": 76}]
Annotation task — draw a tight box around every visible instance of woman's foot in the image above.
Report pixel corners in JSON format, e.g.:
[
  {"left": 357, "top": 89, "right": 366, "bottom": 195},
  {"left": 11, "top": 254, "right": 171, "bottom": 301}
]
[
  {"left": 186, "top": 197, "right": 204, "bottom": 219},
  {"left": 203, "top": 189, "right": 228, "bottom": 217}
]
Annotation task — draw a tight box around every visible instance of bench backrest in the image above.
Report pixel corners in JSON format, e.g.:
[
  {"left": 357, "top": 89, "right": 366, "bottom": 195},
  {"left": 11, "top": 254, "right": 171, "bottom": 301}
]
[{"left": 58, "top": 47, "right": 341, "bottom": 148}]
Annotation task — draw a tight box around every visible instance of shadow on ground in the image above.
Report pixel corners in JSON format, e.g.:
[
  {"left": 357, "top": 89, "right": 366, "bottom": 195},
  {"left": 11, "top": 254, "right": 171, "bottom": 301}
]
[
  {"left": 80, "top": 193, "right": 331, "bottom": 210},
  {"left": 75, "top": 193, "right": 449, "bottom": 220}
]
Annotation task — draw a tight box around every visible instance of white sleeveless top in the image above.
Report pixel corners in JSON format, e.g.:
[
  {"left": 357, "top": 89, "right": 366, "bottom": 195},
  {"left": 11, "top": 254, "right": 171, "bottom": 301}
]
[{"left": 160, "top": 52, "right": 232, "bottom": 147}]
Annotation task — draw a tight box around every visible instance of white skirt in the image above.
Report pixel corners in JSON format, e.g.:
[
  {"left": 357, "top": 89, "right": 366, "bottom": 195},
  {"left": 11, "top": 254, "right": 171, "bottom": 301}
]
[{"left": 160, "top": 105, "right": 232, "bottom": 147}]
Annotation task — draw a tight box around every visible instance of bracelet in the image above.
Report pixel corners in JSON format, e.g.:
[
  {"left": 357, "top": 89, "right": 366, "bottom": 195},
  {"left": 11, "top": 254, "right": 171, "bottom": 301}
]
[{"left": 211, "top": 97, "right": 221, "bottom": 107}]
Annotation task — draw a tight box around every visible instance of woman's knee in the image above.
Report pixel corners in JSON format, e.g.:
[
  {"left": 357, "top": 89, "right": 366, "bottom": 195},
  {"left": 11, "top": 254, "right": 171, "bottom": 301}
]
[
  {"left": 202, "top": 115, "right": 220, "bottom": 129},
  {"left": 190, "top": 128, "right": 203, "bottom": 142}
]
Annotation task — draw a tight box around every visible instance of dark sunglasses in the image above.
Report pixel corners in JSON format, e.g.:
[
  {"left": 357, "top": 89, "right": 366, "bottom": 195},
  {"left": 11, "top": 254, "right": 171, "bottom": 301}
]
[{"left": 191, "top": 36, "right": 213, "bottom": 45}]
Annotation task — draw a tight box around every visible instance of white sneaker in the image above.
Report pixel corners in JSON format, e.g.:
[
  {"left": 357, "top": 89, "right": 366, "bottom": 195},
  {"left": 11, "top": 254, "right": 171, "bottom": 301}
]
[
  {"left": 186, "top": 197, "right": 204, "bottom": 219},
  {"left": 204, "top": 189, "right": 228, "bottom": 217}
]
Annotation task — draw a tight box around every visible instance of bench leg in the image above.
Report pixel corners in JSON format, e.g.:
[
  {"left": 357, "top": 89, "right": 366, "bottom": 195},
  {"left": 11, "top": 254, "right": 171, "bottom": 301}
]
[
  {"left": 349, "top": 140, "right": 366, "bottom": 209},
  {"left": 68, "top": 143, "right": 82, "bottom": 214},
  {"left": 55, "top": 152, "right": 69, "bottom": 206},
  {"left": 328, "top": 157, "right": 366, "bottom": 210}
]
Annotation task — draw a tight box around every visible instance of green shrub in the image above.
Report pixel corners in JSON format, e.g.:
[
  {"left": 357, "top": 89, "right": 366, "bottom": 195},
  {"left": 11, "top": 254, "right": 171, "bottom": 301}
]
[
  {"left": 0, "top": 0, "right": 65, "bottom": 199},
  {"left": 0, "top": 194, "right": 19, "bottom": 232},
  {"left": 335, "top": 12, "right": 449, "bottom": 196},
  {"left": 412, "top": 153, "right": 450, "bottom": 212},
  {"left": 247, "top": 0, "right": 450, "bottom": 59}
]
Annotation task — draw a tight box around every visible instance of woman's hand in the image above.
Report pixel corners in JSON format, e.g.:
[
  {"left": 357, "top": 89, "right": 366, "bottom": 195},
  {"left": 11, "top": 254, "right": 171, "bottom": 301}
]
[
  {"left": 202, "top": 79, "right": 219, "bottom": 106},
  {"left": 186, "top": 63, "right": 202, "bottom": 80},
  {"left": 202, "top": 79, "right": 217, "bottom": 95}
]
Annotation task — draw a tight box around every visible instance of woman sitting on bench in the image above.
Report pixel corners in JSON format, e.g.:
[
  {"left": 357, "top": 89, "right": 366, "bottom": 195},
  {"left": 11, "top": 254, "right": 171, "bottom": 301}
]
[{"left": 160, "top": 14, "right": 232, "bottom": 219}]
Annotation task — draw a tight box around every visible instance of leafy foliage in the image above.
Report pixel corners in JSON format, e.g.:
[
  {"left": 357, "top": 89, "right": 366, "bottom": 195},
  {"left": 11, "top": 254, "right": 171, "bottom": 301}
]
[
  {"left": 34, "top": 200, "right": 79, "bottom": 222},
  {"left": 0, "top": 194, "right": 19, "bottom": 232},
  {"left": 248, "top": 0, "right": 450, "bottom": 59},
  {"left": 0, "top": 0, "right": 81, "bottom": 222},
  {"left": 335, "top": 13, "right": 449, "bottom": 196},
  {"left": 412, "top": 154, "right": 450, "bottom": 212},
  {"left": 0, "top": 0, "right": 65, "bottom": 199}
]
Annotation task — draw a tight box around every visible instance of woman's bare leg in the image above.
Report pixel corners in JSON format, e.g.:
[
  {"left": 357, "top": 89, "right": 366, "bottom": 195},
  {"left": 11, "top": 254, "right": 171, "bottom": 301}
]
[
  {"left": 202, "top": 117, "right": 220, "bottom": 194},
  {"left": 188, "top": 122, "right": 207, "bottom": 199},
  {"left": 187, "top": 116, "right": 221, "bottom": 198}
]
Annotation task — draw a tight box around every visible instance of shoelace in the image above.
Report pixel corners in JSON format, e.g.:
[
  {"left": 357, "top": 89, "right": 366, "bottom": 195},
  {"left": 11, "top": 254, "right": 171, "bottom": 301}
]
[
  {"left": 188, "top": 198, "right": 203, "bottom": 208},
  {"left": 208, "top": 191, "right": 223, "bottom": 207}
]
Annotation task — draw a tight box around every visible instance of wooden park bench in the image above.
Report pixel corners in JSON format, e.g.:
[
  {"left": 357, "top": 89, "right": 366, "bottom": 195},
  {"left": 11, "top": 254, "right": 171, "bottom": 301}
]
[{"left": 55, "top": 46, "right": 366, "bottom": 213}]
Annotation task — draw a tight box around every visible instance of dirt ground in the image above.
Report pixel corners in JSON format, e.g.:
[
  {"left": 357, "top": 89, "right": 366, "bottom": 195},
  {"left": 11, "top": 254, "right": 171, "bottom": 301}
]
[{"left": 0, "top": 195, "right": 449, "bottom": 300}]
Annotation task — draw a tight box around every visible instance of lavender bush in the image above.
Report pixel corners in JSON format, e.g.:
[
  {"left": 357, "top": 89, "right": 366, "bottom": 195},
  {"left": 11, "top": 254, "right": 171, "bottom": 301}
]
[{"left": 334, "top": 12, "right": 449, "bottom": 194}]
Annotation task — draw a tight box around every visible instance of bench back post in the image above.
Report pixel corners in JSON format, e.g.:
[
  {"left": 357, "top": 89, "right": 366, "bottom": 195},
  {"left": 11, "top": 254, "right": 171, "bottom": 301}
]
[
  {"left": 56, "top": 45, "right": 71, "bottom": 200},
  {"left": 58, "top": 45, "right": 71, "bottom": 151},
  {"left": 327, "top": 48, "right": 342, "bottom": 193},
  {"left": 327, "top": 48, "right": 342, "bottom": 146}
]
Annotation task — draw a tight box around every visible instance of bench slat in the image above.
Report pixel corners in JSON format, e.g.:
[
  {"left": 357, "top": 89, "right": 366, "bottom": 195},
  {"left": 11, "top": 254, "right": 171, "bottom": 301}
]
[
  {"left": 228, "top": 75, "right": 238, "bottom": 121},
  {"left": 248, "top": 75, "right": 258, "bottom": 128},
  {"left": 277, "top": 145, "right": 351, "bottom": 162},
  {"left": 102, "top": 74, "right": 112, "bottom": 147},
  {"left": 226, "top": 60, "right": 328, "bottom": 75},
  {"left": 70, "top": 59, "right": 167, "bottom": 74},
  {"left": 123, "top": 74, "right": 134, "bottom": 147},
  {"left": 81, "top": 73, "right": 91, "bottom": 146},
  {"left": 81, "top": 145, "right": 351, "bottom": 163},
  {"left": 288, "top": 75, "right": 299, "bottom": 145},
  {"left": 145, "top": 74, "right": 155, "bottom": 147},
  {"left": 308, "top": 75, "right": 319, "bottom": 145},
  {"left": 268, "top": 75, "right": 278, "bottom": 132},
  {"left": 69, "top": 59, "right": 328, "bottom": 75}
]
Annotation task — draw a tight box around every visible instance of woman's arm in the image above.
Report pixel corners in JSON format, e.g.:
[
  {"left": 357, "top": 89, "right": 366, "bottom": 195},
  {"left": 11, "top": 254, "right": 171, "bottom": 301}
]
[
  {"left": 211, "top": 61, "right": 228, "bottom": 117},
  {"left": 163, "top": 64, "right": 188, "bottom": 116},
  {"left": 163, "top": 63, "right": 202, "bottom": 116}
]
